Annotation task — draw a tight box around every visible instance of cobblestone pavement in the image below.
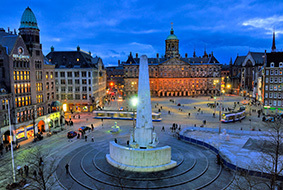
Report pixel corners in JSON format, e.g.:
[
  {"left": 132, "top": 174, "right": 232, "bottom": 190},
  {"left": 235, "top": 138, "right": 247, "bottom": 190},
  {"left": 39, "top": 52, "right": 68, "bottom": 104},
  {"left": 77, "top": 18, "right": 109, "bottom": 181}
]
[{"left": 0, "top": 95, "right": 266, "bottom": 189}]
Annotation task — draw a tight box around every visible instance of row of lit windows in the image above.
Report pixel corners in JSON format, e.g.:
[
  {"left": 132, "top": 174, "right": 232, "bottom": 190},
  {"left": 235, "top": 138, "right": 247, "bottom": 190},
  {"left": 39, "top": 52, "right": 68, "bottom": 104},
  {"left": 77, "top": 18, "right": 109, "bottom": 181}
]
[
  {"left": 46, "top": 82, "right": 54, "bottom": 90},
  {"left": 15, "top": 96, "right": 31, "bottom": 107},
  {"left": 58, "top": 94, "right": 90, "bottom": 100},
  {"left": 14, "top": 83, "right": 31, "bottom": 94},
  {"left": 55, "top": 71, "right": 92, "bottom": 78},
  {"left": 16, "top": 108, "right": 44, "bottom": 123},
  {"left": 36, "top": 83, "right": 43, "bottom": 92},
  {"left": 265, "top": 85, "right": 282, "bottom": 91},
  {"left": 14, "top": 71, "right": 30, "bottom": 81},
  {"left": 265, "top": 92, "right": 282, "bottom": 99},
  {"left": 13, "top": 61, "right": 30, "bottom": 68},
  {"left": 266, "top": 69, "right": 283, "bottom": 75},
  {"left": 265, "top": 100, "right": 282, "bottom": 107},
  {"left": 265, "top": 77, "right": 283, "bottom": 83},
  {"left": 46, "top": 72, "right": 53, "bottom": 80},
  {"left": 1, "top": 99, "right": 8, "bottom": 110},
  {"left": 36, "top": 71, "right": 43, "bottom": 80},
  {"left": 17, "top": 110, "right": 33, "bottom": 123},
  {"left": 36, "top": 95, "right": 43, "bottom": 103},
  {"left": 56, "top": 79, "right": 90, "bottom": 85}
]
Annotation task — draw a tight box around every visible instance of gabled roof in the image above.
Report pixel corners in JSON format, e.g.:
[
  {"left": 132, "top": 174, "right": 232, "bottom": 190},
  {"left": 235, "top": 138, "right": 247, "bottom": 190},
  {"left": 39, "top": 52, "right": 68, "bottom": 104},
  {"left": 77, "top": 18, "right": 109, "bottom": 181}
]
[
  {"left": 46, "top": 50, "right": 99, "bottom": 69},
  {"left": 249, "top": 52, "right": 264, "bottom": 65},
  {"left": 233, "top": 56, "right": 245, "bottom": 66},
  {"left": 0, "top": 30, "right": 18, "bottom": 54}
]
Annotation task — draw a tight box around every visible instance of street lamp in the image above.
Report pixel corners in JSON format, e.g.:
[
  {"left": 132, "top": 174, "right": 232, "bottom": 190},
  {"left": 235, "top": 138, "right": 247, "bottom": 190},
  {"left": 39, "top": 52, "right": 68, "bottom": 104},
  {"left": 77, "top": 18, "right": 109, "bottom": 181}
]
[
  {"left": 131, "top": 96, "right": 138, "bottom": 142},
  {"left": 6, "top": 100, "right": 16, "bottom": 183}
]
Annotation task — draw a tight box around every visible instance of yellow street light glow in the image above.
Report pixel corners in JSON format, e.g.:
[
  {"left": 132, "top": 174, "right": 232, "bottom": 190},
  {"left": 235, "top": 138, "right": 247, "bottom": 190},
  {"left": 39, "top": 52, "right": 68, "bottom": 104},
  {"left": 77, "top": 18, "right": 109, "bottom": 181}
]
[
  {"left": 227, "top": 84, "right": 231, "bottom": 89},
  {"left": 63, "top": 103, "right": 67, "bottom": 112}
]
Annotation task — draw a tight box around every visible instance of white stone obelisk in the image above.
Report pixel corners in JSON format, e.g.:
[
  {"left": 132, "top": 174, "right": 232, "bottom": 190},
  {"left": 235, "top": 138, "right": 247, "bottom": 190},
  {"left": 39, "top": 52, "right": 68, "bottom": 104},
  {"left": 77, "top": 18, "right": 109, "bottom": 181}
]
[
  {"left": 106, "top": 55, "right": 176, "bottom": 172},
  {"left": 130, "top": 55, "right": 158, "bottom": 148}
]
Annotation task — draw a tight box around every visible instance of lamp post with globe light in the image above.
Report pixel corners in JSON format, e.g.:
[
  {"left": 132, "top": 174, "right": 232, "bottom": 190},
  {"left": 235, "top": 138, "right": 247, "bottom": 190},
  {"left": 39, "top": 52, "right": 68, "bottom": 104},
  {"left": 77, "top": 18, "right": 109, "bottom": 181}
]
[{"left": 131, "top": 96, "right": 138, "bottom": 142}]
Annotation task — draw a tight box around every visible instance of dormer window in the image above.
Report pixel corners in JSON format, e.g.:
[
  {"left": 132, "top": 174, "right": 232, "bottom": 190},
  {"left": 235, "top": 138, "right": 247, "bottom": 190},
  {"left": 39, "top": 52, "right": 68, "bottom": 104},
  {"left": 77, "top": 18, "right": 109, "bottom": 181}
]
[
  {"left": 271, "top": 62, "right": 274, "bottom": 67},
  {"left": 279, "top": 62, "right": 283, "bottom": 68}
]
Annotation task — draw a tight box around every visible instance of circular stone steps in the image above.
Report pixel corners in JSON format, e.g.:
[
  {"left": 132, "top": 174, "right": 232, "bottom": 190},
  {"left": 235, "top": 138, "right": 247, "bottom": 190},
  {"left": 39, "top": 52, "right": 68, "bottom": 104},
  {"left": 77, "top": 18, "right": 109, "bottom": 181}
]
[{"left": 56, "top": 135, "right": 233, "bottom": 190}]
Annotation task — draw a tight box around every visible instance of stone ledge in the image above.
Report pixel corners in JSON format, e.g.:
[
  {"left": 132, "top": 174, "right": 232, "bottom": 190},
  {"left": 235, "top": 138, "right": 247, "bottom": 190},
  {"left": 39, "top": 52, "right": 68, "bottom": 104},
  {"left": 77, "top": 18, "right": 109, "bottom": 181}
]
[{"left": 106, "top": 154, "right": 177, "bottom": 172}]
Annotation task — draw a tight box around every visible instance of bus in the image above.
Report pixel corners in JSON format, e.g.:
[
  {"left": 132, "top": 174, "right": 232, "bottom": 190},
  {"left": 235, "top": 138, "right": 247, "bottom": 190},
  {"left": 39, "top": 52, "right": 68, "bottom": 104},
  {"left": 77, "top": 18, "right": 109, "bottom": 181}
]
[
  {"left": 93, "top": 110, "right": 162, "bottom": 122},
  {"left": 221, "top": 108, "right": 246, "bottom": 123}
]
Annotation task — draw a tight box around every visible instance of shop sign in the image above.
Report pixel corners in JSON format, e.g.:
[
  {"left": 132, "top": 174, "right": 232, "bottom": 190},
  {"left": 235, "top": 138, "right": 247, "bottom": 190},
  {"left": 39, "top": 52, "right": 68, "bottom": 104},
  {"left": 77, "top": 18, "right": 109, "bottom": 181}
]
[
  {"left": 16, "top": 127, "right": 25, "bottom": 140},
  {"left": 12, "top": 54, "right": 29, "bottom": 59},
  {"left": 27, "top": 125, "right": 34, "bottom": 138}
]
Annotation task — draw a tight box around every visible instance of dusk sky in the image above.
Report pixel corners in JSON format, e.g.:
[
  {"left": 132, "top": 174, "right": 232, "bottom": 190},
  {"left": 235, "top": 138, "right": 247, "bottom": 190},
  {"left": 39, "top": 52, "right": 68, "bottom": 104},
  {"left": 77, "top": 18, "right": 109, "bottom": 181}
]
[{"left": 1, "top": 0, "right": 283, "bottom": 66}]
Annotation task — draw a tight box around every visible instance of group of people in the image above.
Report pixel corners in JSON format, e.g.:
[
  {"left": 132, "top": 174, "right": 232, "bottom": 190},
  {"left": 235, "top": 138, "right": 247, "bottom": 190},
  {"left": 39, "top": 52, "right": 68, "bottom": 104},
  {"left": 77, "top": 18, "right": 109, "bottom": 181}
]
[{"left": 170, "top": 123, "right": 181, "bottom": 132}]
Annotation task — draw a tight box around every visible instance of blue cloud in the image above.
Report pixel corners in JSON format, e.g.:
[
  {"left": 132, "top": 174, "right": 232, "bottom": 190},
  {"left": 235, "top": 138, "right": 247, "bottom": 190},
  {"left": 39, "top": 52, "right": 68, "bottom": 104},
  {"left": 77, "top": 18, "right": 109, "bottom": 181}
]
[{"left": 1, "top": 0, "right": 282, "bottom": 66}]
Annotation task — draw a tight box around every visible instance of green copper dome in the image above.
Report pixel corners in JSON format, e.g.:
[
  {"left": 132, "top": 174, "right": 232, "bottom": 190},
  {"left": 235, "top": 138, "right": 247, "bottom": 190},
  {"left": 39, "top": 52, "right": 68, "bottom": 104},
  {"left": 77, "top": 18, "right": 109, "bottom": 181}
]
[
  {"left": 166, "top": 27, "right": 178, "bottom": 40},
  {"left": 19, "top": 7, "right": 39, "bottom": 30}
]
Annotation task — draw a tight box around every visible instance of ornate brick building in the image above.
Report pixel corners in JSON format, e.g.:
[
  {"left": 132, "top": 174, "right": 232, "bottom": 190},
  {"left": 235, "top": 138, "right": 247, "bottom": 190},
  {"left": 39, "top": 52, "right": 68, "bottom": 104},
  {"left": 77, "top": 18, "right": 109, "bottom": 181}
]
[{"left": 123, "top": 26, "right": 222, "bottom": 97}]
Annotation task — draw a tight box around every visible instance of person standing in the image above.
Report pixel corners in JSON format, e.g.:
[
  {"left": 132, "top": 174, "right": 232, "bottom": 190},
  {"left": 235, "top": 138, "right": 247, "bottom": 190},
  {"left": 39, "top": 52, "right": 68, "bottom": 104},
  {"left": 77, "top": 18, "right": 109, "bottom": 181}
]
[
  {"left": 85, "top": 135, "right": 87, "bottom": 142},
  {"left": 65, "top": 163, "right": 69, "bottom": 174}
]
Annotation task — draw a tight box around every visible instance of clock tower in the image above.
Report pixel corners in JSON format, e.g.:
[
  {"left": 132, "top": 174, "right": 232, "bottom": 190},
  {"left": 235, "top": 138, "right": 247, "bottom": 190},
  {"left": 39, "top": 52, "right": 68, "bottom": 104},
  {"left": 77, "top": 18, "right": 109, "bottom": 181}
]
[{"left": 165, "top": 23, "right": 180, "bottom": 59}]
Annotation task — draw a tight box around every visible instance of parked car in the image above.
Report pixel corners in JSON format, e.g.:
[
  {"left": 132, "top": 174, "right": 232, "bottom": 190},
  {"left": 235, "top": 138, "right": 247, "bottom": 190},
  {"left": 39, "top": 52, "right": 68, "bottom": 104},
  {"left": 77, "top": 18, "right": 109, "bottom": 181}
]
[
  {"left": 67, "top": 131, "right": 77, "bottom": 138},
  {"left": 78, "top": 126, "right": 91, "bottom": 133},
  {"left": 262, "top": 116, "right": 275, "bottom": 122},
  {"left": 119, "top": 107, "right": 124, "bottom": 111}
]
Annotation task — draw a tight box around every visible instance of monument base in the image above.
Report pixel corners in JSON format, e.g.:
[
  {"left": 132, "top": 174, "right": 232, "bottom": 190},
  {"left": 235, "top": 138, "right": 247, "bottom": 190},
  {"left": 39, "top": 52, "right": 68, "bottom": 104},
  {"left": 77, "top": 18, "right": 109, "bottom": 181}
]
[
  {"left": 106, "top": 141, "right": 177, "bottom": 172},
  {"left": 106, "top": 154, "right": 177, "bottom": 172}
]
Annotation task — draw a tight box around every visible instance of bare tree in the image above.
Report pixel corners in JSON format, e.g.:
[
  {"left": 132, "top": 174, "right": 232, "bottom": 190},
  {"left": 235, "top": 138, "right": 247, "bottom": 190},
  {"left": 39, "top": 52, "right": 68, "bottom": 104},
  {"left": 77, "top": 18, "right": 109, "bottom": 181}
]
[
  {"left": 231, "top": 119, "right": 283, "bottom": 190},
  {"left": 17, "top": 145, "right": 59, "bottom": 190},
  {"left": 258, "top": 119, "right": 283, "bottom": 189}
]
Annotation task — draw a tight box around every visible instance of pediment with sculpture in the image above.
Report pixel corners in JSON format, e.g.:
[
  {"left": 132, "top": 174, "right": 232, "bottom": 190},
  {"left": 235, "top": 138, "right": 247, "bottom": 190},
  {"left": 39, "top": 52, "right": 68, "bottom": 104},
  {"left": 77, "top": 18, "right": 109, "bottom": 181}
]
[{"left": 161, "top": 58, "right": 188, "bottom": 66}]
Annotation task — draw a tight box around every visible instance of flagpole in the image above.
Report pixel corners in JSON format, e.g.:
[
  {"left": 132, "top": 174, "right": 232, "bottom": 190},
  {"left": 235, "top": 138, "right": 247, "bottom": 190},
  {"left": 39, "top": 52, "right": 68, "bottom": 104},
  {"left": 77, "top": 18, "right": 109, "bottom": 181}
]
[{"left": 7, "top": 99, "right": 16, "bottom": 182}]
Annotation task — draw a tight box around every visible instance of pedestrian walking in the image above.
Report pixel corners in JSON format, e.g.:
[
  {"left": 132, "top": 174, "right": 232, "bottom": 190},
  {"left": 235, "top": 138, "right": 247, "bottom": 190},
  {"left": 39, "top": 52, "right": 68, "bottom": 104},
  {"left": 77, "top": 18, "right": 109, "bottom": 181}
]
[
  {"left": 33, "top": 170, "right": 37, "bottom": 179},
  {"left": 24, "top": 165, "right": 29, "bottom": 177},
  {"left": 91, "top": 124, "right": 94, "bottom": 131},
  {"left": 65, "top": 163, "right": 69, "bottom": 174},
  {"left": 161, "top": 126, "right": 165, "bottom": 132},
  {"left": 91, "top": 136, "right": 94, "bottom": 142},
  {"left": 85, "top": 135, "right": 88, "bottom": 142},
  {"left": 77, "top": 133, "right": 80, "bottom": 139},
  {"left": 39, "top": 157, "right": 43, "bottom": 167},
  {"left": 216, "top": 154, "right": 221, "bottom": 165},
  {"left": 5, "top": 146, "right": 8, "bottom": 152},
  {"left": 78, "top": 115, "right": 80, "bottom": 119}
]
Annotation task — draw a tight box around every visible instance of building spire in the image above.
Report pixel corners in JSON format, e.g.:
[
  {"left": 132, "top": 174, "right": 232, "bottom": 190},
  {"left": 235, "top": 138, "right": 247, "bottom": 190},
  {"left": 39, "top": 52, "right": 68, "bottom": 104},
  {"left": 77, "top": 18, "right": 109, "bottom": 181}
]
[
  {"left": 193, "top": 48, "right": 196, "bottom": 58},
  {"left": 272, "top": 28, "right": 276, "bottom": 52},
  {"left": 170, "top": 22, "right": 174, "bottom": 35}
]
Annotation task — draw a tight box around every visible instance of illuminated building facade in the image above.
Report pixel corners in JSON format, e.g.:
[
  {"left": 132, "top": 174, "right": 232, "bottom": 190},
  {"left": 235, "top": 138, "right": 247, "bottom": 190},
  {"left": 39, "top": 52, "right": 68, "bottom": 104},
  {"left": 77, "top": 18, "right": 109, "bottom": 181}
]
[
  {"left": 46, "top": 46, "right": 106, "bottom": 112},
  {"left": 263, "top": 52, "right": 283, "bottom": 115},
  {"left": 123, "top": 26, "right": 222, "bottom": 97},
  {"left": 0, "top": 7, "right": 61, "bottom": 144}
]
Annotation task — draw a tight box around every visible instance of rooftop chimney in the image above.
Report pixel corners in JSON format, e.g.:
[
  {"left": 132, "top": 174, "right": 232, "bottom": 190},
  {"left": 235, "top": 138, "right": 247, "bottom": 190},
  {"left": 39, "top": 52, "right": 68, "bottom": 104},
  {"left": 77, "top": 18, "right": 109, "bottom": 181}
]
[
  {"left": 51, "top": 46, "right": 54, "bottom": 52},
  {"left": 118, "top": 60, "right": 121, "bottom": 66},
  {"left": 77, "top": 45, "right": 80, "bottom": 51},
  {"left": 136, "top": 53, "right": 138, "bottom": 58},
  {"left": 185, "top": 53, "right": 188, "bottom": 58},
  {"left": 156, "top": 53, "right": 159, "bottom": 58}
]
